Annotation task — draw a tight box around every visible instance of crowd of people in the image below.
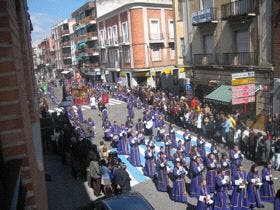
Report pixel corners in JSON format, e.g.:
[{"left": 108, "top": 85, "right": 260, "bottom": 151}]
[{"left": 39, "top": 76, "right": 280, "bottom": 209}]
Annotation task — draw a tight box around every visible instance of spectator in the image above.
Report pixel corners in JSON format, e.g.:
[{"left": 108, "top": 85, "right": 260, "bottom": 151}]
[
  {"left": 100, "top": 159, "right": 112, "bottom": 197},
  {"left": 88, "top": 155, "right": 102, "bottom": 196},
  {"left": 112, "top": 162, "right": 131, "bottom": 194}
]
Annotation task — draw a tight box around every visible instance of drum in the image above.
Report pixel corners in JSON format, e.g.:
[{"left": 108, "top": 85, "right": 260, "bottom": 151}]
[
  {"left": 146, "top": 120, "right": 153, "bottom": 129},
  {"left": 159, "top": 129, "right": 165, "bottom": 135}
]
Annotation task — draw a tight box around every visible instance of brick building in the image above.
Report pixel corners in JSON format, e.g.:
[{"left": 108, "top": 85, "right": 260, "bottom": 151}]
[
  {"left": 96, "top": 0, "right": 176, "bottom": 88},
  {"left": 0, "top": 0, "right": 48, "bottom": 209}
]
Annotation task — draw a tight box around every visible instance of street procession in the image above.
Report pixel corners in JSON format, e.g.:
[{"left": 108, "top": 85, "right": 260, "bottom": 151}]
[{"left": 37, "top": 68, "right": 280, "bottom": 210}]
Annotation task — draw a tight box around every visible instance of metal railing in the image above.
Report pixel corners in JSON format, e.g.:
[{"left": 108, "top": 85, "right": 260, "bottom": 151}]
[
  {"left": 193, "top": 53, "right": 215, "bottom": 65},
  {"left": 119, "top": 35, "right": 130, "bottom": 44},
  {"left": 60, "top": 29, "right": 70, "bottom": 36},
  {"left": 149, "top": 33, "right": 164, "bottom": 42},
  {"left": 167, "top": 33, "right": 174, "bottom": 42},
  {"left": 61, "top": 41, "right": 71, "bottom": 48},
  {"left": 216, "top": 52, "right": 258, "bottom": 65},
  {"left": 221, "top": 0, "right": 257, "bottom": 19},
  {"left": 192, "top": 7, "right": 218, "bottom": 25}
]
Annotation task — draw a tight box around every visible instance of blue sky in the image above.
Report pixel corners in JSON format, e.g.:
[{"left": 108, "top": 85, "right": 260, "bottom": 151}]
[{"left": 28, "top": 0, "right": 89, "bottom": 46}]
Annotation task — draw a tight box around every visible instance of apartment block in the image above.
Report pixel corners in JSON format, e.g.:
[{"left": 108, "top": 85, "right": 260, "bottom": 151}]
[
  {"left": 96, "top": 0, "right": 176, "bottom": 88},
  {"left": 72, "top": 1, "right": 100, "bottom": 82},
  {"left": 174, "top": 0, "right": 274, "bottom": 129},
  {"left": 0, "top": 0, "right": 48, "bottom": 209},
  {"left": 51, "top": 18, "right": 76, "bottom": 70}
]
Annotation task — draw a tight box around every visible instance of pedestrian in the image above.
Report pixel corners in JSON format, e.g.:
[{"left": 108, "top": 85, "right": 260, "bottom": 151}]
[
  {"left": 171, "top": 161, "right": 188, "bottom": 203},
  {"left": 88, "top": 155, "right": 102, "bottom": 197},
  {"left": 117, "top": 124, "right": 129, "bottom": 155},
  {"left": 100, "top": 159, "right": 112, "bottom": 197}
]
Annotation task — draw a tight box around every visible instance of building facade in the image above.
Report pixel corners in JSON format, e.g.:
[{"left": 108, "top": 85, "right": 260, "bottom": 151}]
[
  {"left": 174, "top": 0, "right": 274, "bottom": 129},
  {"left": 51, "top": 18, "right": 76, "bottom": 70},
  {"left": 72, "top": 1, "right": 100, "bottom": 81},
  {"left": 0, "top": 0, "right": 48, "bottom": 209},
  {"left": 96, "top": 0, "right": 177, "bottom": 88}
]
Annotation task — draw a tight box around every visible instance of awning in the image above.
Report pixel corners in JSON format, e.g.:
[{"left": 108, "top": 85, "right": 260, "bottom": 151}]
[
  {"left": 161, "top": 69, "right": 172, "bottom": 75},
  {"left": 179, "top": 67, "right": 185, "bottom": 73},
  {"left": 205, "top": 85, "right": 232, "bottom": 105},
  {"left": 133, "top": 71, "right": 150, "bottom": 77},
  {"left": 61, "top": 70, "right": 70, "bottom": 74}
]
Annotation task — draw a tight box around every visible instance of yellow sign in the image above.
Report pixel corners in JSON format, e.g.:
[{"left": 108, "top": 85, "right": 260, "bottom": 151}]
[
  {"left": 231, "top": 77, "right": 255, "bottom": 86},
  {"left": 162, "top": 69, "right": 172, "bottom": 75},
  {"left": 179, "top": 68, "right": 185, "bottom": 73}
]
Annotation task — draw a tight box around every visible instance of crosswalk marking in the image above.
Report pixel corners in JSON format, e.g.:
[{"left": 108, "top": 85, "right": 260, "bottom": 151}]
[{"left": 107, "top": 98, "right": 124, "bottom": 106}]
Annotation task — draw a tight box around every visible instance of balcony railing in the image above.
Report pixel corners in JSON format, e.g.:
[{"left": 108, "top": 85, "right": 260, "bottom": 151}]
[
  {"left": 167, "top": 33, "right": 174, "bottom": 42},
  {"left": 193, "top": 54, "right": 215, "bottom": 65},
  {"left": 86, "top": 31, "right": 98, "bottom": 40},
  {"left": 60, "top": 29, "right": 70, "bottom": 36},
  {"left": 78, "top": 14, "right": 96, "bottom": 25},
  {"left": 119, "top": 35, "right": 130, "bottom": 44},
  {"left": 221, "top": 0, "right": 257, "bottom": 20},
  {"left": 61, "top": 41, "right": 71, "bottom": 48},
  {"left": 149, "top": 33, "right": 164, "bottom": 43},
  {"left": 107, "top": 60, "right": 120, "bottom": 69},
  {"left": 62, "top": 53, "right": 72, "bottom": 59},
  {"left": 192, "top": 7, "right": 218, "bottom": 26},
  {"left": 216, "top": 52, "right": 258, "bottom": 66},
  {"left": 105, "top": 38, "right": 118, "bottom": 46}
]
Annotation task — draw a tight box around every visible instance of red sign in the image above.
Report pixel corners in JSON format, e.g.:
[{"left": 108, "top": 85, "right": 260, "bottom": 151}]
[
  {"left": 232, "top": 84, "right": 255, "bottom": 98},
  {"left": 232, "top": 96, "right": 255, "bottom": 105},
  {"left": 102, "top": 93, "right": 109, "bottom": 105}
]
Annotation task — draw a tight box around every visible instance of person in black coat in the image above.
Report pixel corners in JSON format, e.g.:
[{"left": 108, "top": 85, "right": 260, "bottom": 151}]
[{"left": 112, "top": 162, "right": 131, "bottom": 195}]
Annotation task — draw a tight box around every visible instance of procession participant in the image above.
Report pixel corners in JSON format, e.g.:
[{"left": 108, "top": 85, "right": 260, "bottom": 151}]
[
  {"left": 211, "top": 142, "right": 219, "bottom": 161},
  {"left": 143, "top": 145, "right": 156, "bottom": 178},
  {"left": 164, "top": 135, "right": 173, "bottom": 161},
  {"left": 89, "top": 94, "right": 96, "bottom": 109},
  {"left": 183, "top": 129, "right": 192, "bottom": 157},
  {"left": 101, "top": 107, "right": 108, "bottom": 121},
  {"left": 135, "top": 118, "right": 145, "bottom": 144},
  {"left": 87, "top": 117, "right": 95, "bottom": 131},
  {"left": 157, "top": 146, "right": 166, "bottom": 158},
  {"left": 171, "top": 160, "right": 188, "bottom": 203},
  {"left": 127, "top": 100, "right": 134, "bottom": 119},
  {"left": 77, "top": 106, "right": 84, "bottom": 122},
  {"left": 155, "top": 115, "right": 165, "bottom": 142},
  {"left": 229, "top": 144, "right": 244, "bottom": 173},
  {"left": 117, "top": 124, "right": 129, "bottom": 155},
  {"left": 128, "top": 132, "right": 141, "bottom": 167},
  {"left": 143, "top": 110, "right": 153, "bottom": 136},
  {"left": 197, "top": 135, "right": 206, "bottom": 162},
  {"left": 168, "top": 124, "right": 177, "bottom": 148},
  {"left": 110, "top": 121, "right": 121, "bottom": 148},
  {"left": 125, "top": 116, "right": 134, "bottom": 134},
  {"left": 206, "top": 153, "right": 218, "bottom": 193},
  {"left": 220, "top": 152, "right": 232, "bottom": 190},
  {"left": 247, "top": 164, "right": 264, "bottom": 208},
  {"left": 173, "top": 147, "right": 183, "bottom": 163},
  {"left": 190, "top": 156, "right": 204, "bottom": 197},
  {"left": 213, "top": 169, "right": 230, "bottom": 210},
  {"left": 230, "top": 164, "right": 249, "bottom": 210},
  {"left": 156, "top": 151, "right": 169, "bottom": 192},
  {"left": 197, "top": 178, "right": 214, "bottom": 210},
  {"left": 260, "top": 162, "right": 276, "bottom": 203},
  {"left": 102, "top": 118, "right": 112, "bottom": 141},
  {"left": 274, "top": 189, "right": 280, "bottom": 210}
]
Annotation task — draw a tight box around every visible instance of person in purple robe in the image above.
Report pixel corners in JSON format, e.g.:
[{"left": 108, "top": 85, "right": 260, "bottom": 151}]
[
  {"left": 128, "top": 133, "right": 141, "bottom": 167},
  {"left": 164, "top": 135, "right": 173, "bottom": 160},
  {"left": 143, "top": 145, "right": 155, "bottom": 178},
  {"left": 173, "top": 147, "right": 183, "bottom": 163},
  {"left": 125, "top": 116, "right": 134, "bottom": 133},
  {"left": 171, "top": 161, "right": 188, "bottom": 203},
  {"left": 101, "top": 108, "right": 108, "bottom": 121},
  {"left": 102, "top": 119, "right": 112, "bottom": 141},
  {"left": 247, "top": 164, "right": 264, "bottom": 208},
  {"left": 211, "top": 143, "right": 219, "bottom": 161},
  {"left": 135, "top": 118, "right": 145, "bottom": 144},
  {"left": 260, "top": 162, "right": 276, "bottom": 203},
  {"left": 110, "top": 121, "right": 121, "bottom": 148},
  {"left": 183, "top": 129, "right": 192, "bottom": 157},
  {"left": 230, "top": 164, "right": 249, "bottom": 210},
  {"left": 220, "top": 152, "right": 232, "bottom": 190},
  {"left": 206, "top": 153, "right": 218, "bottom": 193},
  {"left": 143, "top": 110, "right": 153, "bottom": 136},
  {"left": 213, "top": 169, "right": 230, "bottom": 210},
  {"left": 197, "top": 135, "right": 206, "bottom": 162},
  {"left": 168, "top": 124, "right": 177, "bottom": 148},
  {"left": 155, "top": 115, "right": 165, "bottom": 142},
  {"left": 127, "top": 101, "right": 134, "bottom": 119},
  {"left": 156, "top": 152, "right": 169, "bottom": 192},
  {"left": 77, "top": 106, "right": 84, "bottom": 122},
  {"left": 274, "top": 189, "right": 280, "bottom": 210},
  {"left": 117, "top": 124, "right": 129, "bottom": 155},
  {"left": 229, "top": 144, "right": 244, "bottom": 173},
  {"left": 197, "top": 178, "right": 214, "bottom": 210},
  {"left": 190, "top": 156, "right": 204, "bottom": 197}
]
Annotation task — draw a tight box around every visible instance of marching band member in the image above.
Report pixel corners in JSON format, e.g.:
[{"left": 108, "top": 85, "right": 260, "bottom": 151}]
[
  {"left": 220, "top": 153, "right": 232, "bottom": 190},
  {"left": 230, "top": 164, "right": 249, "bottom": 209},
  {"left": 156, "top": 152, "right": 169, "bottom": 192},
  {"left": 197, "top": 135, "right": 206, "bottom": 162},
  {"left": 117, "top": 124, "right": 129, "bottom": 155},
  {"left": 155, "top": 115, "right": 165, "bottom": 142},
  {"left": 168, "top": 124, "right": 177, "bottom": 148},
  {"left": 127, "top": 100, "right": 134, "bottom": 119},
  {"left": 190, "top": 156, "right": 204, "bottom": 197},
  {"left": 183, "top": 129, "right": 192, "bottom": 156},
  {"left": 164, "top": 135, "right": 173, "bottom": 161},
  {"left": 260, "top": 162, "right": 276, "bottom": 203},
  {"left": 173, "top": 147, "right": 183, "bottom": 163},
  {"left": 128, "top": 132, "right": 141, "bottom": 167},
  {"left": 143, "top": 110, "right": 153, "bottom": 136},
  {"left": 102, "top": 118, "right": 112, "bottom": 141},
  {"left": 110, "top": 121, "right": 121, "bottom": 148},
  {"left": 197, "top": 178, "right": 214, "bottom": 210},
  {"left": 144, "top": 145, "right": 155, "bottom": 178},
  {"left": 247, "top": 164, "right": 264, "bottom": 208},
  {"left": 211, "top": 142, "right": 219, "bottom": 161},
  {"left": 213, "top": 169, "right": 230, "bottom": 210},
  {"left": 125, "top": 116, "right": 134, "bottom": 134},
  {"left": 229, "top": 144, "right": 244, "bottom": 173},
  {"left": 206, "top": 153, "right": 218, "bottom": 193},
  {"left": 101, "top": 107, "right": 108, "bottom": 121},
  {"left": 135, "top": 118, "right": 145, "bottom": 143},
  {"left": 171, "top": 160, "right": 188, "bottom": 203}
]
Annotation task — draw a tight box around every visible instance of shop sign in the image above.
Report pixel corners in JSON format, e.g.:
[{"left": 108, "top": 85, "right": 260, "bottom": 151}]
[
  {"left": 231, "top": 77, "right": 255, "bottom": 86},
  {"left": 232, "top": 96, "right": 255, "bottom": 105},
  {"left": 232, "top": 84, "right": 255, "bottom": 98}
]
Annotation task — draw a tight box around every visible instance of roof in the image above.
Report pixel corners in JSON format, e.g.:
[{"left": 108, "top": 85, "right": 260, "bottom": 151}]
[{"left": 205, "top": 85, "right": 232, "bottom": 105}]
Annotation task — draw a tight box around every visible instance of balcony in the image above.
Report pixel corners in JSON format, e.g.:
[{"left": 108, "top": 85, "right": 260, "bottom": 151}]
[
  {"left": 221, "top": 0, "right": 257, "bottom": 20},
  {"left": 149, "top": 33, "right": 164, "bottom": 43},
  {"left": 192, "top": 7, "right": 218, "bottom": 26},
  {"left": 78, "top": 48, "right": 99, "bottom": 57},
  {"left": 193, "top": 54, "right": 215, "bottom": 65},
  {"left": 60, "top": 29, "right": 70, "bottom": 37},
  {"left": 217, "top": 52, "right": 258, "bottom": 66},
  {"left": 119, "top": 35, "right": 130, "bottom": 45},
  {"left": 107, "top": 60, "right": 120, "bottom": 69},
  {"left": 61, "top": 41, "right": 71, "bottom": 48},
  {"left": 105, "top": 38, "right": 118, "bottom": 47},
  {"left": 98, "top": 40, "right": 105, "bottom": 48},
  {"left": 86, "top": 31, "right": 98, "bottom": 40},
  {"left": 78, "top": 15, "right": 97, "bottom": 25},
  {"left": 167, "top": 33, "right": 174, "bottom": 42},
  {"left": 62, "top": 53, "right": 72, "bottom": 59}
]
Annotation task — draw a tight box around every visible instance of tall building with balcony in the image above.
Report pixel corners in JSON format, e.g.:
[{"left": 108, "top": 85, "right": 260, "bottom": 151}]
[
  {"left": 51, "top": 19, "right": 76, "bottom": 70},
  {"left": 96, "top": 0, "right": 176, "bottom": 88},
  {"left": 72, "top": 1, "right": 100, "bottom": 81},
  {"left": 174, "top": 0, "right": 274, "bottom": 129}
]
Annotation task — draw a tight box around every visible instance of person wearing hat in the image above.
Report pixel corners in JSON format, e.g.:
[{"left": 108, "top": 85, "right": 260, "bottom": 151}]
[
  {"left": 171, "top": 160, "right": 188, "bottom": 203},
  {"left": 213, "top": 169, "right": 230, "bottom": 210}
]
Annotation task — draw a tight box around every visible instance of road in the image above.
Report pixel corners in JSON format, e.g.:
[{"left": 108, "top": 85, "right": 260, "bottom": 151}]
[{"left": 44, "top": 83, "right": 278, "bottom": 210}]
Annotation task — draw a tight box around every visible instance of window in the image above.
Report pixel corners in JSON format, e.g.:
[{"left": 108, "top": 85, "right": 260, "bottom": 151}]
[
  {"left": 107, "top": 27, "right": 112, "bottom": 45},
  {"left": 178, "top": 0, "right": 183, "bottom": 20},
  {"left": 151, "top": 45, "right": 161, "bottom": 61},
  {"left": 169, "top": 43, "right": 175, "bottom": 60},
  {"left": 168, "top": 19, "right": 174, "bottom": 40},
  {"left": 201, "top": 0, "right": 213, "bottom": 9},
  {"left": 180, "top": 38, "right": 185, "bottom": 57},
  {"left": 123, "top": 46, "right": 130, "bottom": 63},
  {"left": 122, "top": 21, "right": 129, "bottom": 43},
  {"left": 101, "top": 49, "right": 107, "bottom": 64},
  {"left": 99, "top": 30, "right": 105, "bottom": 46},
  {"left": 203, "top": 35, "right": 214, "bottom": 54},
  {"left": 112, "top": 25, "right": 118, "bottom": 44},
  {"left": 235, "top": 30, "right": 249, "bottom": 52},
  {"left": 150, "top": 19, "right": 160, "bottom": 40}
]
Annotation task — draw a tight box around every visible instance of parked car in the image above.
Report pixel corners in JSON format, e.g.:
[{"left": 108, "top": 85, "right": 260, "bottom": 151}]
[{"left": 79, "top": 192, "right": 155, "bottom": 210}]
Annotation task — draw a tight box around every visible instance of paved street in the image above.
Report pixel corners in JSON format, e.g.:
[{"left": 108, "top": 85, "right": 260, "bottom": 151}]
[{"left": 44, "top": 84, "right": 278, "bottom": 210}]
